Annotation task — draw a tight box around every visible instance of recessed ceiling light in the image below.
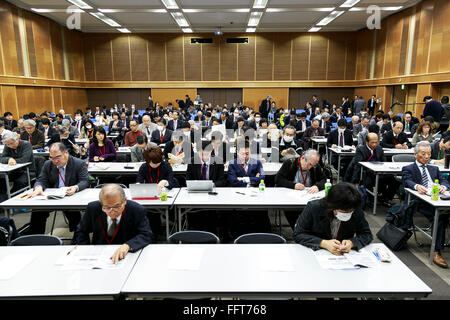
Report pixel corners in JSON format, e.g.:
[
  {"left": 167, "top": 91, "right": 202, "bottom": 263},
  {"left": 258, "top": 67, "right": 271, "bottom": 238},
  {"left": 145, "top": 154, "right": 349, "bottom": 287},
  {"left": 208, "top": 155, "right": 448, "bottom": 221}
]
[
  {"left": 248, "top": 11, "right": 263, "bottom": 27},
  {"left": 161, "top": 0, "right": 179, "bottom": 10},
  {"left": 31, "top": 8, "right": 54, "bottom": 12},
  {"left": 308, "top": 27, "right": 321, "bottom": 32},
  {"left": 246, "top": 28, "right": 256, "bottom": 32},
  {"left": 316, "top": 11, "right": 344, "bottom": 26},
  {"left": 382, "top": 6, "right": 403, "bottom": 11},
  {"left": 182, "top": 28, "right": 193, "bottom": 33},
  {"left": 89, "top": 12, "right": 121, "bottom": 27},
  {"left": 182, "top": 9, "right": 201, "bottom": 13},
  {"left": 266, "top": 8, "right": 284, "bottom": 13},
  {"left": 117, "top": 28, "right": 131, "bottom": 33},
  {"left": 340, "top": 0, "right": 360, "bottom": 8},
  {"left": 170, "top": 12, "right": 190, "bottom": 27},
  {"left": 67, "top": 0, "right": 92, "bottom": 10},
  {"left": 349, "top": 7, "right": 365, "bottom": 11},
  {"left": 316, "top": 7, "right": 335, "bottom": 12},
  {"left": 253, "top": 0, "right": 268, "bottom": 9}
]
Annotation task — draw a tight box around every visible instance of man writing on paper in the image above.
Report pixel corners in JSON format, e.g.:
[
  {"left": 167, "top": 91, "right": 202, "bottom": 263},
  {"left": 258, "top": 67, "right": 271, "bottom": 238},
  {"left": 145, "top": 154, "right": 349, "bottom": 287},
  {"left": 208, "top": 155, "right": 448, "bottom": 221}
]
[
  {"left": 275, "top": 149, "right": 327, "bottom": 230},
  {"left": 27, "top": 142, "right": 89, "bottom": 235},
  {"left": 294, "top": 183, "right": 373, "bottom": 255},
  {"left": 402, "top": 141, "right": 450, "bottom": 268},
  {"left": 75, "top": 184, "right": 153, "bottom": 264}
]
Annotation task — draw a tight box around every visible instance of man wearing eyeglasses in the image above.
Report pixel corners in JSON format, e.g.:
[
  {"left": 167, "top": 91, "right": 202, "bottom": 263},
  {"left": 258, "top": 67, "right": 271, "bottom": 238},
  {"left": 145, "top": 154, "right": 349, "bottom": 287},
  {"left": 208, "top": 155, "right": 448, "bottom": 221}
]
[
  {"left": 75, "top": 184, "right": 153, "bottom": 264},
  {"left": 27, "top": 142, "right": 89, "bottom": 235}
]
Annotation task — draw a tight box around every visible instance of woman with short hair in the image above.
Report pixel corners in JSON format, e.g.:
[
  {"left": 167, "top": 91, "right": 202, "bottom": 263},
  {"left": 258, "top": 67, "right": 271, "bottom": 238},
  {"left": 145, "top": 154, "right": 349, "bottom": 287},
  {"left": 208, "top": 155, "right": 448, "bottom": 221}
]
[
  {"left": 411, "top": 121, "right": 434, "bottom": 146},
  {"left": 137, "top": 146, "right": 176, "bottom": 190},
  {"left": 89, "top": 126, "right": 116, "bottom": 162}
]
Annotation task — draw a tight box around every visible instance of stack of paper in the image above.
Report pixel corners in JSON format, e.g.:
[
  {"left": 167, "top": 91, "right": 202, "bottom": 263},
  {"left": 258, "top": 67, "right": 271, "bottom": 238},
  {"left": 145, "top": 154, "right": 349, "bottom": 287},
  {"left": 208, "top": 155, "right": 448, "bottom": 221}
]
[
  {"left": 314, "top": 249, "right": 378, "bottom": 270},
  {"left": 55, "top": 246, "right": 125, "bottom": 270}
]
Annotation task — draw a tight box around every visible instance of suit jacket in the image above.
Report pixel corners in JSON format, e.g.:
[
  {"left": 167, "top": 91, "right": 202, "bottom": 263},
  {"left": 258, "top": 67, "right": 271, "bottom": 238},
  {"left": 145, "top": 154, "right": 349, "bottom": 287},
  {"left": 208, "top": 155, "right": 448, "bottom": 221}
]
[
  {"left": 346, "top": 144, "right": 385, "bottom": 183},
  {"left": 422, "top": 100, "right": 443, "bottom": 122},
  {"left": 294, "top": 119, "right": 311, "bottom": 133},
  {"left": 150, "top": 128, "right": 173, "bottom": 146},
  {"left": 259, "top": 99, "right": 271, "bottom": 118},
  {"left": 318, "top": 119, "right": 331, "bottom": 134},
  {"left": 46, "top": 133, "right": 78, "bottom": 156},
  {"left": 367, "top": 98, "right": 377, "bottom": 110},
  {"left": 380, "top": 131, "right": 412, "bottom": 148},
  {"left": 108, "top": 120, "right": 124, "bottom": 135},
  {"left": 275, "top": 157, "right": 326, "bottom": 190},
  {"left": 211, "top": 141, "right": 233, "bottom": 164},
  {"left": 302, "top": 127, "right": 325, "bottom": 149},
  {"left": 352, "top": 123, "right": 368, "bottom": 138},
  {"left": 163, "top": 140, "right": 192, "bottom": 163},
  {"left": 34, "top": 155, "right": 89, "bottom": 191},
  {"left": 186, "top": 155, "right": 227, "bottom": 187},
  {"left": 293, "top": 199, "right": 373, "bottom": 251},
  {"left": 326, "top": 129, "right": 353, "bottom": 147},
  {"left": 139, "top": 122, "right": 158, "bottom": 137},
  {"left": 277, "top": 138, "right": 303, "bottom": 159},
  {"left": 353, "top": 99, "right": 366, "bottom": 114},
  {"left": 3, "top": 119, "right": 17, "bottom": 131},
  {"left": 75, "top": 200, "right": 153, "bottom": 252},
  {"left": 167, "top": 119, "right": 184, "bottom": 131},
  {"left": 380, "top": 122, "right": 392, "bottom": 135},
  {"left": 330, "top": 113, "right": 345, "bottom": 123},
  {"left": 402, "top": 162, "right": 450, "bottom": 191},
  {"left": 341, "top": 101, "right": 351, "bottom": 116},
  {"left": 136, "top": 161, "right": 177, "bottom": 188},
  {"left": 0, "top": 140, "right": 36, "bottom": 176},
  {"left": 227, "top": 158, "right": 264, "bottom": 187},
  {"left": 20, "top": 129, "right": 45, "bottom": 149}
]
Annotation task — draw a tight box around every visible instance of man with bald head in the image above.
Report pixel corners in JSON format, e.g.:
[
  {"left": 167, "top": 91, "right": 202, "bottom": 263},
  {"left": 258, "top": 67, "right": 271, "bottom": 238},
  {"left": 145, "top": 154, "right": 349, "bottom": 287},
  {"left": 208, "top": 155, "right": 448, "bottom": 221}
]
[
  {"left": 381, "top": 121, "right": 412, "bottom": 149},
  {"left": 75, "top": 184, "right": 153, "bottom": 264},
  {"left": 138, "top": 114, "right": 157, "bottom": 137}
]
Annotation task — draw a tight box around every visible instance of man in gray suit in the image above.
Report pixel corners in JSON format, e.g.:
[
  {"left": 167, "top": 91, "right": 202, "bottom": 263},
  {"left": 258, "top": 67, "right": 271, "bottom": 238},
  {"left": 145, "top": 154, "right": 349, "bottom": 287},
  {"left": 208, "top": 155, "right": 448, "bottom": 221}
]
[
  {"left": 130, "top": 134, "right": 156, "bottom": 162},
  {"left": 353, "top": 115, "right": 370, "bottom": 139},
  {"left": 28, "top": 142, "right": 89, "bottom": 235},
  {"left": 353, "top": 96, "right": 366, "bottom": 115}
]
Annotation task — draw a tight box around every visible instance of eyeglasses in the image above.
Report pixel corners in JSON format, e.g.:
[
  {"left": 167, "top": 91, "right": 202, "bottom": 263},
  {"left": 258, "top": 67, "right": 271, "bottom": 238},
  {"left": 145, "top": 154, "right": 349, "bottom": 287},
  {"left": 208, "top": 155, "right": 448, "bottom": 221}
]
[
  {"left": 102, "top": 204, "right": 123, "bottom": 212},
  {"left": 49, "top": 155, "right": 63, "bottom": 161}
]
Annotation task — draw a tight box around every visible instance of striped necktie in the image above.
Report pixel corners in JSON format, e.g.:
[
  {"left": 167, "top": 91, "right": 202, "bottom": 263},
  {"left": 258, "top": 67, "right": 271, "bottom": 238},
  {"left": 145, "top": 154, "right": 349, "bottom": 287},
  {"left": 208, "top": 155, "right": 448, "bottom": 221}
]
[
  {"left": 421, "top": 165, "right": 429, "bottom": 188},
  {"left": 107, "top": 218, "right": 117, "bottom": 238}
]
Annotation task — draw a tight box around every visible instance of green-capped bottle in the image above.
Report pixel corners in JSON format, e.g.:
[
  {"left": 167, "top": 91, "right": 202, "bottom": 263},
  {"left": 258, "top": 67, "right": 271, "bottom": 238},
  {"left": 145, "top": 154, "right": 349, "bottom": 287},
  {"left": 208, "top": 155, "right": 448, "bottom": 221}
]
[{"left": 431, "top": 179, "right": 440, "bottom": 201}]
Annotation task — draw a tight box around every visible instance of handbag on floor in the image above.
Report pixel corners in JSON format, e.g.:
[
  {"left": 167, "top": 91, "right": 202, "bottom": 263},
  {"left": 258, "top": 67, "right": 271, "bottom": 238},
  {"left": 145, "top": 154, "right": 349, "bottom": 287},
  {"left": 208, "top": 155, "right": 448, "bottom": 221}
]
[{"left": 376, "top": 222, "right": 412, "bottom": 251}]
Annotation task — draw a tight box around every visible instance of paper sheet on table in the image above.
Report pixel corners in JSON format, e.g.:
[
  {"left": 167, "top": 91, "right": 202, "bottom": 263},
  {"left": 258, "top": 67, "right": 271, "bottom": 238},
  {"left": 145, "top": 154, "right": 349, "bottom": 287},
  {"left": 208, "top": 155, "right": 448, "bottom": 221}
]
[
  {"left": 55, "top": 246, "right": 125, "bottom": 270},
  {"left": 0, "top": 254, "right": 35, "bottom": 280},
  {"left": 258, "top": 247, "right": 294, "bottom": 272},
  {"left": 314, "top": 250, "right": 358, "bottom": 270},
  {"left": 32, "top": 188, "right": 67, "bottom": 200},
  {"left": 168, "top": 247, "right": 204, "bottom": 271},
  {"left": 344, "top": 250, "right": 378, "bottom": 268}
]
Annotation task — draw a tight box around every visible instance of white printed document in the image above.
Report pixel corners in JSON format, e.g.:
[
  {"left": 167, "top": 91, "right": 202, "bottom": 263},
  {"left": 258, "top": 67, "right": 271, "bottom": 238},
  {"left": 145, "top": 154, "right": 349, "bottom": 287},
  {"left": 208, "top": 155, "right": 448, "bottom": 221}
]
[
  {"left": 314, "top": 249, "right": 378, "bottom": 270},
  {"left": 55, "top": 246, "right": 125, "bottom": 270}
]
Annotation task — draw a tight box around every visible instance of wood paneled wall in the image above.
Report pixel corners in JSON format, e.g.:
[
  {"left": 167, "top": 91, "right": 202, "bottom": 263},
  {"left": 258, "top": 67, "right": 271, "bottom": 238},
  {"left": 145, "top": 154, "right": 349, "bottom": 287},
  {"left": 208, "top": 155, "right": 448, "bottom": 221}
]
[
  {"left": 289, "top": 88, "right": 355, "bottom": 109},
  {"left": 82, "top": 32, "right": 357, "bottom": 82},
  {"left": 243, "top": 88, "right": 289, "bottom": 110},
  {"left": 152, "top": 88, "right": 197, "bottom": 109}
]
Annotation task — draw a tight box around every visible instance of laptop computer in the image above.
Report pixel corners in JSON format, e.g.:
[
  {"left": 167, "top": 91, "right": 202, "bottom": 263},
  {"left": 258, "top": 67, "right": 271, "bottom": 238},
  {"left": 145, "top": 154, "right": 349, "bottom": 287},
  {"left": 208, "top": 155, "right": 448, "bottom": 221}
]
[
  {"left": 129, "top": 183, "right": 159, "bottom": 200},
  {"left": 186, "top": 180, "right": 214, "bottom": 193}
]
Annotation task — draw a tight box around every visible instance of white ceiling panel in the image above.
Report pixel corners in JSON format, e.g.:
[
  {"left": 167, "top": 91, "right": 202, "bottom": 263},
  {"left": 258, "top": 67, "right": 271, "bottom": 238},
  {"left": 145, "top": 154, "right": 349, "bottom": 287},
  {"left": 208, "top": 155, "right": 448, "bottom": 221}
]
[
  {"left": 261, "top": 11, "right": 325, "bottom": 24},
  {"left": 180, "top": 0, "right": 252, "bottom": 6},
  {"left": 185, "top": 12, "right": 249, "bottom": 25},
  {"left": 107, "top": 12, "right": 173, "bottom": 25},
  {"left": 269, "top": 0, "right": 342, "bottom": 4},
  {"left": 89, "top": 0, "right": 162, "bottom": 6}
]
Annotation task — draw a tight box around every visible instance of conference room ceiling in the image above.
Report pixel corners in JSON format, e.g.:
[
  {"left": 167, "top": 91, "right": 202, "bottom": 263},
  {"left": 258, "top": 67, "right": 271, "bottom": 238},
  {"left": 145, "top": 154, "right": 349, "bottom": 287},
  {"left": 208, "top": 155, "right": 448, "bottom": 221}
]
[{"left": 7, "top": 0, "right": 422, "bottom": 33}]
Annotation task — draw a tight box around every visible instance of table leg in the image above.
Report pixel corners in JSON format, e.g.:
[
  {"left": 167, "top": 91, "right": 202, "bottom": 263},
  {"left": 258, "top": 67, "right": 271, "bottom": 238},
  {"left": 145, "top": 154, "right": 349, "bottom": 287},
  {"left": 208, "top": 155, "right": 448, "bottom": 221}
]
[
  {"left": 178, "top": 207, "right": 182, "bottom": 232},
  {"left": 373, "top": 174, "right": 379, "bottom": 215},
  {"left": 165, "top": 208, "right": 169, "bottom": 239},
  {"left": 5, "top": 173, "right": 11, "bottom": 199},
  {"left": 26, "top": 167, "right": 31, "bottom": 190},
  {"left": 429, "top": 208, "right": 439, "bottom": 265},
  {"left": 337, "top": 155, "right": 341, "bottom": 182}
]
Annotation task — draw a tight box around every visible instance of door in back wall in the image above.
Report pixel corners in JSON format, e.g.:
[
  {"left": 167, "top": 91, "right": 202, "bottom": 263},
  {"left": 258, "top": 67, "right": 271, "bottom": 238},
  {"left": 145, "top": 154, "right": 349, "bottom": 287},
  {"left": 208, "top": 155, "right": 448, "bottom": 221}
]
[
  {"left": 86, "top": 89, "right": 151, "bottom": 109},
  {"left": 197, "top": 88, "right": 243, "bottom": 108},
  {"left": 289, "top": 88, "right": 355, "bottom": 109}
]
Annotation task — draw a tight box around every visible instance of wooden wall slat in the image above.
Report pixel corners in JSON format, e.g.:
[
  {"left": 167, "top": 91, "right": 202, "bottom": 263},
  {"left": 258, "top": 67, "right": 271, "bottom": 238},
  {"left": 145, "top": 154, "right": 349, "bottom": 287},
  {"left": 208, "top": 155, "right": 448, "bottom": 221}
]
[
  {"left": 374, "top": 23, "right": 387, "bottom": 79},
  {"left": 2, "top": 85, "right": 19, "bottom": 117},
  {"left": 255, "top": 34, "right": 273, "bottom": 81},
  {"left": 183, "top": 34, "right": 201, "bottom": 81},
  {"left": 219, "top": 35, "right": 237, "bottom": 81},
  {"left": 166, "top": 35, "right": 183, "bottom": 81},
  {"left": 291, "top": 34, "right": 310, "bottom": 80},
  {"left": 111, "top": 34, "right": 131, "bottom": 81},
  {"left": 327, "top": 33, "right": 346, "bottom": 81},
  {"left": 146, "top": 34, "right": 166, "bottom": 81},
  {"left": 50, "top": 23, "right": 64, "bottom": 80},
  {"left": 398, "top": 12, "right": 410, "bottom": 75},
  {"left": 202, "top": 36, "right": 220, "bottom": 81},
  {"left": 83, "top": 34, "right": 95, "bottom": 81},
  {"left": 309, "top": 35, "right": 327, "bottom": 81},
  {"left": 0, "top": 3, "right": 21, "bottom": 76},
  {"left": 130, "top": 35, "right": 148, "bottom": 81},
  {"left": 273, "top": 33, "right": 291, "bottom": 80},
  {"left": 93, "top": 34, "right": 113, "bottom": 81},
  {"left": 238, "top": 35, "right": 255, "bottom": 81}
]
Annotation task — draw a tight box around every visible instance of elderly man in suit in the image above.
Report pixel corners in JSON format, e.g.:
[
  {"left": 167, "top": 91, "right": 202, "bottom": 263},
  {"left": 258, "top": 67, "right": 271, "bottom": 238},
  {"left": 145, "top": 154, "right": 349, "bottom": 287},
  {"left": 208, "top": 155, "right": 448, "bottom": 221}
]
[
  {"left": 20, "top": 119, "right": 45, "bottom": 150},
  {"left": 353, "top": 96, "right": 366, "bottom": 115},
  {"left": 302, "top": 119, "right": 325, "bottom": 149},
  {"left": 0, "top": 131, "right": 36, "bottom": 202},
  {"left": 381, "top": 121, "right": 412, "bottom": 149},
  {"left": 75, "top": 184, "right": 153, "bottom": 264},
  {"left": 27, "top": 142, "right": 89, "bottom": 235},
  {"left": 402, "top": 141, "right": 450, "bottom": 268}
]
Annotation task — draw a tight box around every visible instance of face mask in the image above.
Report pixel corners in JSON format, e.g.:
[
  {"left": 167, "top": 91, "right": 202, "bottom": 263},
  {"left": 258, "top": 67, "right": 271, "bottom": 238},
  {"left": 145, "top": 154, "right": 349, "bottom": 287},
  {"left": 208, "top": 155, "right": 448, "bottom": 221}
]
[
  {"left": 283, "top": 135, "right": 294, "bottom": 143},
  {"left": 157, "top": 125, "right": 163, "bottom": 131},
  {"left": 164, "top": 116, "right": 169, "bottom": 121},
  {"left": 85, "top": 125, "right": 92, "bottom": 129},
  {"left": 60, "top": 136, "right": 68, "bottom": 140},
  {"left": 75, "top": 116, "right": 81, "bottom": 121},
  {"left": 255, "top": 118, "right": 261, "bottom": 123},
  {"left": 335, "top": 211, "right": 353, "bottom": 222}
]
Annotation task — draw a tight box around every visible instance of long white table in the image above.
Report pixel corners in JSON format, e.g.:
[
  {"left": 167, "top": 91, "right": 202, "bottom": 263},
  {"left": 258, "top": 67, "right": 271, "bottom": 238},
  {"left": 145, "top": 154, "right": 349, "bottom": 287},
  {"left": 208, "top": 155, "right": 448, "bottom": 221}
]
[
  {"left": 360, "top": 162, "right": 450, "bottom": 215},
  {"left": 0, "top": 162, "right": 32, "bottom": 200},
  {"left": 0, "top": 245, "right": 141, "bottom": 299},
  {"left": 121, "top": 243, "right": 432, "bottom": 299},
  {"left": 405, "top": 188, "right": 450, "bottom": 265},
  {"left": 174, "top": 187, "right": 325, "bottom": 231},
  {"left": 0, "top": 188, "right": 181, "bottom": 238}
]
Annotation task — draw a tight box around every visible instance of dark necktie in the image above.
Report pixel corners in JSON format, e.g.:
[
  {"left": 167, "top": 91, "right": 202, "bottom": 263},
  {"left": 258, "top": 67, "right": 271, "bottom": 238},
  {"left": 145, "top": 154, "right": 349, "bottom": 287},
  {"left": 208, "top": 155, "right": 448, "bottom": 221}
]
[
  {"left": 202, "top": 163, "right": 207, "bottom": 180},
  {"left": 421, "top": 165, "right": 429, "bottom": 188},
  {"left": 339, "top": 132, "right": 344, "bottom": 147},
  {"left": 107, "top": 218, "right": 118, "bottom": 238}
]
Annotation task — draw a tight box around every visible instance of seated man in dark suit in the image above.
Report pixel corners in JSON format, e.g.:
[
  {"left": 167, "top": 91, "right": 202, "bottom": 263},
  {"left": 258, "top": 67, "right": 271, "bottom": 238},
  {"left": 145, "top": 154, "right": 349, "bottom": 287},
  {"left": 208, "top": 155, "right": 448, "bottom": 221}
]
[
  {"left": 293, "top": 183, "right": 373, "bottom": 254},
  {"left": 163, "top": 131, "right": 192, "bottom": 166},
  {"left": 46, "top": 126, "right": 80, "bottom": 157},
  {"left": 318, "top": 113, "right": 332, "bottom": 134},
  {"left": 27, "top": 142, "right": 89, "bottom": 235},
  {"left": 150, "top": 118, "right": 173, "bottom": 146},
  {"left": 228, "top": 141, "right": 271, "bottom": 236},
  {"left": 21, "top": 119, "right": 45, "bottom": 150},
  {"left": 381, "top": 121, "right": 412, "bottom": 149},
  {"left": 75, "top": 184, "right": 153, "bottom": 264},
  {"left": 186, "top": 140, "right": 227, "bottom": 233},
  {"left": 346, "top": 132, "right": 397, "bottom": 206},
  {"left": 327, "top": 118, "right": 354, "bottom": 170},
  {"left": 210, "top": 131, "right": 233, "bottom": 165},
  {"left": 302, "top": 119, "right": 325, "bottom": 149},
  {"left": 294, "top": 112, "right": 311, "bottom": 140},
  {"left": 278, "top": 125, "right": 303, "bottom": 161},
  {"left": 275, "top": 149, "right": 327, "bottom": 230},
  {"left": 380, "top": 115, "right": 401, "bottom": 135},
  {"left": 0, "top": 131, "right": 36, "bottom": 202},
  {"left": 166, "top": 110, "right": 184, "bottom": 131},
  {"left": 402, "top": 141, "right": 450, "bottom": 268}
]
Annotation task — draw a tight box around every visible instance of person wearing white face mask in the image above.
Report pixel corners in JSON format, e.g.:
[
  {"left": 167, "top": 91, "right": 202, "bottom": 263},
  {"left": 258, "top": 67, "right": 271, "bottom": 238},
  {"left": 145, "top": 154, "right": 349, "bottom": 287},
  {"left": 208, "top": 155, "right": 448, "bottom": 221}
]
[
  {"left": 293, "top": 182, "right": 373, "bottom": 255},
  {"left": 150, "top": 118, "right": 173, "bottom": 146},
  {"left": 327, "top": 118, "right": 354, "bottom": 170},
  {"left": 279, "top": 125, "right": 303, "bottom": 160}
]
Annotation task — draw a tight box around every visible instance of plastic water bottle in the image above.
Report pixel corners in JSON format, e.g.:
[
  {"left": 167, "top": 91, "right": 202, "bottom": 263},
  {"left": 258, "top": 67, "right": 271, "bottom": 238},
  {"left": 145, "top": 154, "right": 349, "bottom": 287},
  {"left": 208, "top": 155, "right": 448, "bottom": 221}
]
[
  {"left": 160, "top": 187, "right": 168, "bottom": 201},
  {"left": 259, "top": 180, "right": 265, "bottom": 192},
  {"left": 324, "top": 179, "right": 332, "bottom": 196},
  {"left": 431, "top": 180, "right": 439, "bottom": 201}
]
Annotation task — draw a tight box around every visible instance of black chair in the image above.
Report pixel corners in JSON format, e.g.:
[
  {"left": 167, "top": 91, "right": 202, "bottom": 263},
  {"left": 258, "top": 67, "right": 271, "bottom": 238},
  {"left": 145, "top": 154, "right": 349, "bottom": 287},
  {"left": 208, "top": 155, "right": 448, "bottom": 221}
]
[
  {"left": 392, "top": 154, "right": 415, "bottom": 163},
  {"left": 234, "top": 233, "right": 286, "bottom": 244},
  {"left": 10, "top": 234, "right": 63, "bottom": 246},
  {"left": 0, "top": 217, "right": 19, "bottom": 245},
  {"left": 167, "top": 230, "right": 220, "bottom": 244}
]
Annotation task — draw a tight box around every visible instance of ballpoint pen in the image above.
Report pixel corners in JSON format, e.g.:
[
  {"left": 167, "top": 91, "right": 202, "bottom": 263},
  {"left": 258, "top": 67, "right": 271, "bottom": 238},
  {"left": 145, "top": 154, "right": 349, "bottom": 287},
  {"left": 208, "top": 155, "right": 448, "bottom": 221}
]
[{"left": 66, "top": 246, "right": 78, "bottom": 256}]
